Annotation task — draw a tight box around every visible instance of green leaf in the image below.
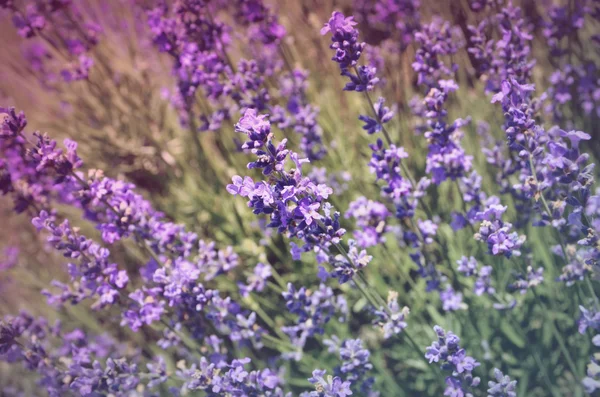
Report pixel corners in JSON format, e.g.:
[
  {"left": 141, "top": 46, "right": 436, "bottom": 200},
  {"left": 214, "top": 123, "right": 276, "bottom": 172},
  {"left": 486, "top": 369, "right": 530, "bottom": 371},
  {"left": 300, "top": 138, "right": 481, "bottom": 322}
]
[{"left": 500, "top": 321, "right": 526, "bottom": 348}]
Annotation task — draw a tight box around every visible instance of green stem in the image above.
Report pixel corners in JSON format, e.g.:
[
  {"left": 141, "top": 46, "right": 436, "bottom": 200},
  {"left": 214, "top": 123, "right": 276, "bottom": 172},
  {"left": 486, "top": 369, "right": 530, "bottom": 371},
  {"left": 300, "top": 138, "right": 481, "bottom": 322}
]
[
  {"left": 533, "top": 351, "right": 562, "bottom": 397},
  {"left": 269, "top": 265, "right": 288, "bottom": 291},
  {"left": 585, "top": 276, "right": 600, "bottom": 311},
  {"left": 531, "top": 290, "right": 581, "bottom": 388}
]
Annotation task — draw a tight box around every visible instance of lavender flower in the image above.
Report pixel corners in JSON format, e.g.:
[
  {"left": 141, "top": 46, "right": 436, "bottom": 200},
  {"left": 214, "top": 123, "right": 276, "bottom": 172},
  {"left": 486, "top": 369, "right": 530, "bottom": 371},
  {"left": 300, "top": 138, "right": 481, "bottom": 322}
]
[
  {"left": 487, "top": 368, "right": 517, "bottom": 397},
  {"left": 345, "top": 197, "right": 390, "bottom": 248},
  {"left": 373, "top": 291, "right": 409, "bottom": 339},
  {"left": 32, "top": 210, "right": 129, "bottom": 309},
  {"left": 368, "top": 139, "right": 416, "bottom": 219},
  {"left": 180, "top": 356, "right": 283, "bottom": 395},
  {"left": 418, "top": 219, "right": 438, "bottom": 245},
  {"left": 238, "top": 262, "right": 272, "bottom": 297},
  {"left": 474, "top": 197, "right": 525, "bottom": 258},
  {"left": 358, "top": 97, "right": 394, "bottom": 135},
  {"left": 578, "top": 305, "right": 600, "bottom": 334},
  {"left": 426, "top": 326, "right": 481, "bottom": 397},
  {"left": 508, "top": 267, "right": 544, "bottom": 295},
  {"left": 2, "top": 105, "right": 267, "bottom": 363},
  {"left": 282, "top": 283, "right": 347, "bottom": 349},
  {"left": 2, "top": 1, "right": 100, "bottom": 83},
  {"left": 457, "top": 257, "right": 496, "bottom": 296},
  {"left": 412, "top": 19, "right": 473, "bottom": 184},
  {"left": 320, "top": 12, "right": 364, "bottom": 71},
  {"left": 338, "top": 338, "right": 376, "bottom": 394},
  {"left": 306, "top": 369, "right": 353, "bottom": 397},
  {"left": 228, "top": 109, "right": 372, "bottom": 284},
  {"left": 440, "top": 285, "right": 465, "bottom": 312},
  {"left": 275, "top": 69, "right": 327, "bottom": 160},
  {"left": 457, "top": 256, "right": 478, "bottom": 277},
  {"left": 2, "top": 4, "right": 599, "bottom": 396}
]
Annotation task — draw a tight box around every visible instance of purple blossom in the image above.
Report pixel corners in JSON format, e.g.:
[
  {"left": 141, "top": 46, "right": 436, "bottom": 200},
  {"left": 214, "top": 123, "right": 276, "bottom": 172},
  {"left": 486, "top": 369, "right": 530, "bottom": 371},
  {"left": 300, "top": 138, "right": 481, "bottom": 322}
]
[
  {"left": 236, "top": 108, "right": 274, "bottom": 149},
  {"left": 31, "top": 210, "right": 129, "bottom": 310},
  {"left": 412, "top": 20, "right": 473, "bottom": 184},
  {"left": 457, "top": 256, "right": 478, "bottom": 277},
  {"left": 320, "top": 12, "right": 364, "bottom": 70},
  {"left": 282, "top": 283, "right": 347, "bottom": 349},
  {"left": 238, "top": 262, "right": 272, "bottom": 297},
  {"left": 345, "top": 197, "right": 390, "bottom": 248},
  {"left": 440, "top": 286, "right": 464, "bottom": 312},
  {"left": 342, "top": 65, "right": 379, "bottom": 92},
  {"left": 578, "top": 305, "right": 600, "bottom": 334},
  {"left": 508, "top": 266, "right": 544, "bottom": 294},
  {"left": 180, "top": 356, "right": 283, "bottom": 395},
  {"left": 418, "top": 219, "right": 438, "bottom": 245},
  {"left": 373, "top": 291, "right": 409, "bottom": 339},
  {"left": 425, "top": 326, "right": 481, "bottom": 396},
  {"left": 368, "top": 139, "right": 416, "bottom": 219},
  {"left": 228, "top": 109, "right": 358, "bottom": 281},
  {"left": 2, "top": 2, "right": 99, "bottom": 84},
  {"left": 337, "top": 338, "right": 376, "bottom": 394},
  {"left": 307, "top": 369, "right": 353, "bottom": 397},
  {"left": 276, "top": 69, "right": 327, "bottom": 160},
  {"left": 474, "top": 197, "right": 525, "bottom": 258},
  {"left": 487, "top": 368, "right": 517, "bottom": 397},
  {"left": 358, "top": 97, "right": 394, "bottom": 135}
]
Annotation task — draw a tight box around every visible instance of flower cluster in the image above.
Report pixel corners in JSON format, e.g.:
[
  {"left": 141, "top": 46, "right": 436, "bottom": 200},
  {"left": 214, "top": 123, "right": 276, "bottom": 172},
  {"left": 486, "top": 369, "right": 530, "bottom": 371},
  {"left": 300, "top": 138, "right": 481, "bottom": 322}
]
[
  {"left": 457, "top": 256, "right": 495, "bottom": 296},
  {"left": 542, "top": 1, "right": 600, "bottom": 122},
  {"left": 579, "top": 305, "right": 600, "bottom": 393},
  {"left": 147, "top": 0, "right": 285, "bottom": 127},
  {"left": 238, "top": 262, "right": 272, "bottom": 297},
  {"left": 304, "top": 369, "right": 352, "bottom": 397},
  {"left": 474, "top": 197, "right": 525, "bottom": 258},
  {"left": 179, "top": 356, "right": 284, "bottom": 396},
  {"left": 1, "top": 0, "right": 100, "bottom": 82},
  {"left": 368, "top": 139, "right": 417, "bottom": 219},
  {"left": 425, "top": 326, "right": 481, "bottom": 397},
  {"left": 32, "top": 210, "right": 129, "bottom": 309},
  {"left": 0, "top": 311, "right": 150, "bottom": 396},
  {"left": 337, "top": 338, "right": 376, "bottom": 395},
  {"left": 273, "top": 69, "right": 327, "bottom": 160},
  {"left": 321, "top": 11, "right": 396, "bottom": 147},
  {"left": 412, "top": 18, "right": 473, "bottom": 185},
  {"left": 1, "top": 106, "right": 274, "bottom": 393},
  {"left": 320, "top": 12, "right": 365, "bottom": 77},
  {"left": 228, "top": 108, "right": 374, "bottom": 284},
  {"left": 2, "top": 1, "right": 599, "bottom": 396},
  {"left": 353, "top": 0, "right": 421, "bottom": 53},
  {"left": 345, "top": 196, "right": 391, "bottom": 248},
  {"left": 373, "top": 291, "right": 409, "bottom": 339},
  {"left": 282, "top": 283, "right": 348, "bottom": 351},
  {"left": 487, "top": 368, "right": 518, "bottom": 397}
]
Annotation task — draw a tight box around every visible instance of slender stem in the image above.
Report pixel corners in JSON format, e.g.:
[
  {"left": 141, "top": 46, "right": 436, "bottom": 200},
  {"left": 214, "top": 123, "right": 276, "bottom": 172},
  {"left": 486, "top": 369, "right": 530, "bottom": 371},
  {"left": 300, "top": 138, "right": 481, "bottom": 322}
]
[
  {"left": 279, "top": 45, "right": 296, "bottom": 78},
  {"left": 246, "top": 295, "right": 289, "bottom": 342},
  {"left": 453, "top": 180, "right": 478, "bottom": 237},
  {"left": 261, "top": 333, "right": 298, "bottom": 351},
  {"left": 269, "top": 265, "right": 288, "bottom": 291},
  {"left": 533, "top": 350, "right": 562, "bottom": 397},
  {"left": 531, "top": 289, "right": 581, "bottom": 388},
  {"left": 585, "top": 277, "right": 600, "bottom": 310}
]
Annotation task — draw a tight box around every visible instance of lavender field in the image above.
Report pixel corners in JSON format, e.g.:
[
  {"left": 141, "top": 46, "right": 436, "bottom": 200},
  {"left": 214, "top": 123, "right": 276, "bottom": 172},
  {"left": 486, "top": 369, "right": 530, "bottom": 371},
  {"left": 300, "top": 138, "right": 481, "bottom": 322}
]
[{"left": 0, "top": 0, "right": 599, "bottom": 396}]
